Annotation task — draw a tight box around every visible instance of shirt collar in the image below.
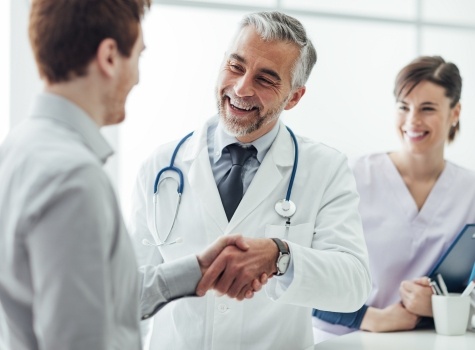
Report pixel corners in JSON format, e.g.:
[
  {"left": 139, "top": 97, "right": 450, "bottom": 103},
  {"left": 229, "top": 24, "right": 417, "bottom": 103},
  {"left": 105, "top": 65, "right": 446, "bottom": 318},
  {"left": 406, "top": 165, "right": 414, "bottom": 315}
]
[
  {"left": 30, "top": 92, "right": 113, "bottom": 164},
  {"left": 213, "top": 118, "right": 280, "bottom": 164}
]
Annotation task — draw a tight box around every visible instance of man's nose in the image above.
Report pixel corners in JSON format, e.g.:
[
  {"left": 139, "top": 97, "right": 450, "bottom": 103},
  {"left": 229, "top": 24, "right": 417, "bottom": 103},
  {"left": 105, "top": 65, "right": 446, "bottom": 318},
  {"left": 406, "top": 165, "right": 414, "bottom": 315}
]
[{"left": 233, "top": 74, "right": 255, "bottom": 97}]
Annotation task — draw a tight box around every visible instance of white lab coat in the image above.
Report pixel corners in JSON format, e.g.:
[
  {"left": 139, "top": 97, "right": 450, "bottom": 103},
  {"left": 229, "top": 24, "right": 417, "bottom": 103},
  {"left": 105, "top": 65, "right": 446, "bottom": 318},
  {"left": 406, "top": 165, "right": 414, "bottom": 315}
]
[{"left": 129, "top": 117, "right": 371, "bottom": 350}]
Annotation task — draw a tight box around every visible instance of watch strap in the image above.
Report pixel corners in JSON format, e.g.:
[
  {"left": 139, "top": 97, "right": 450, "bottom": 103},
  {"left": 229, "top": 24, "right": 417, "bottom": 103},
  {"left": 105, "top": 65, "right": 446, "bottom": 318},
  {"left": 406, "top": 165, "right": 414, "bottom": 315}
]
[
  {"left": 271, "top": 237, "right": 289, "bottom": 254},
  {"left": 271, "top": 238, "right": 290, "bottom": 276}
]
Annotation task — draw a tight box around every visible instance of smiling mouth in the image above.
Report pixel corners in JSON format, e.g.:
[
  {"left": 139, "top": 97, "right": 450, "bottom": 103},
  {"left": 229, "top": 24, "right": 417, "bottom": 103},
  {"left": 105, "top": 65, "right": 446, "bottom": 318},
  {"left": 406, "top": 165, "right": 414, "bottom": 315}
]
[
  {"left": 404, "top": 130, "right": 429, "bottom": 140},
  {"left": 227, "top": 97, "right": 258, "bottom": 113}
]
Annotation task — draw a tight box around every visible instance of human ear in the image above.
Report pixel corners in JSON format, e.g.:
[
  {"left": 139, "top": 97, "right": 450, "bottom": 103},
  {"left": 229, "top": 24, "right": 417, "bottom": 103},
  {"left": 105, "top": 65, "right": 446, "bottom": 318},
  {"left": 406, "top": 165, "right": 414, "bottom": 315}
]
[
  {"left": 284, "top": 86, "right": 306, "bottom": 111},
  {"left": 450, "top": 102, "right": 461, "bottom": 126},
  {"left": 96, "top": 38, "right": 119, "bottom": 78}
]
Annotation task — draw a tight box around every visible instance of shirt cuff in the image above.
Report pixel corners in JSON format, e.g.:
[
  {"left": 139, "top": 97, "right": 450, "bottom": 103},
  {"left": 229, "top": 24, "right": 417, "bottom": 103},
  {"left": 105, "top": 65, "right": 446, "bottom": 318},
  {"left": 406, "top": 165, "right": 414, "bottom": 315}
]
[
  {"left": 140, "top": 255, "right": 201, "bottom": 320},
  {"left": 161, "top": 254, "right": 202, "bottom": 300}
]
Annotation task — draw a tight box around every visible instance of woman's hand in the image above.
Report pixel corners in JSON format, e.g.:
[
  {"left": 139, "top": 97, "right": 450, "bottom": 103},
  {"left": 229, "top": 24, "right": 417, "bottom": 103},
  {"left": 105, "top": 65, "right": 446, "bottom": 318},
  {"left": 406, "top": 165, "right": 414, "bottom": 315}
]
[
  {"left": 400, "top": 277, "right": 433, "bottom": 317},
  {"left": 360, "top": 303, "right": 420, "bottom": 332}
]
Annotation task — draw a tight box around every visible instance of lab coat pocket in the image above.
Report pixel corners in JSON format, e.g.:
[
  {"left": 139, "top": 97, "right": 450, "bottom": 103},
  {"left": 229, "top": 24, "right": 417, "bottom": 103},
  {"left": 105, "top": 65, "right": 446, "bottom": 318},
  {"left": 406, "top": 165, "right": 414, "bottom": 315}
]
[{"left": 265, "top": 222, "right": 314, "bottom": 247}]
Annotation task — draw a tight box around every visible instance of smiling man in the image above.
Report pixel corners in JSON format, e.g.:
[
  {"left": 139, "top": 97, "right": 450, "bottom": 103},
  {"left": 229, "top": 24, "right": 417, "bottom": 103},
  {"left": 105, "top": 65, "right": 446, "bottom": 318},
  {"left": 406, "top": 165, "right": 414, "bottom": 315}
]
[
  {"left": 130, "top": 11, "right": 371, "bottom": 350},
  {"left": 216, "top": 27, "right": 304, "bottom": 141}
]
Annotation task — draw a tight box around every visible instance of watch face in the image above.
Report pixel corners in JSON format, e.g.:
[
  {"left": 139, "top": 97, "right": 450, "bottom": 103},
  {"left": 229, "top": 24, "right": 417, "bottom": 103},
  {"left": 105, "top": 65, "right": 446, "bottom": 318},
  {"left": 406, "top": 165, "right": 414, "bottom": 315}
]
[{"left": 277, "top": 254, "right": 290, "bottom": 274}]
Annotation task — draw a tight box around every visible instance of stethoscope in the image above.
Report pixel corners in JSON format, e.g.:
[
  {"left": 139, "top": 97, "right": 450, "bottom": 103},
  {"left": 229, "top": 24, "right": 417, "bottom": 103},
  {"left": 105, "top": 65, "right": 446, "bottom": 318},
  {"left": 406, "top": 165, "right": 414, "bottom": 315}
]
[{"left": 142, "top": 126, "right": 299, "bottom": 247}]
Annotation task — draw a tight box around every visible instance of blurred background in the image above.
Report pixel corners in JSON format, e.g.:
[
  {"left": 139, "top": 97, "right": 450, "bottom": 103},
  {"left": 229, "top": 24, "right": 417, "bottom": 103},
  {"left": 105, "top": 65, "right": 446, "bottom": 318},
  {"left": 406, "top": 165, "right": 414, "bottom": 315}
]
[{"left": 2, "top": 0, "right": 475, "bottom": 222}]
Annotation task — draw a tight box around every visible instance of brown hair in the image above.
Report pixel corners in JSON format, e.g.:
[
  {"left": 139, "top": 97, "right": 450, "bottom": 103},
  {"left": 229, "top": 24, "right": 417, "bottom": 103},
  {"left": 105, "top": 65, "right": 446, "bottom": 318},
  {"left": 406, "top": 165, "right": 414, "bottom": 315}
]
[
  {"left": 29, "top": 0, "right": 151, "bottom": 83},
  {"left": 394, "top": 56, "right": 462, "bottom": 142}
]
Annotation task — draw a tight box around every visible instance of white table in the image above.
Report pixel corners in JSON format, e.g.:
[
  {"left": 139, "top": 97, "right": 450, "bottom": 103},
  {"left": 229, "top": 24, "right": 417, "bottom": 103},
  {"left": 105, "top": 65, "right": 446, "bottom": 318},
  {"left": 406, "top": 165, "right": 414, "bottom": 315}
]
[{"left": 314, "top": 329, "right": 475, "bottom": 350}]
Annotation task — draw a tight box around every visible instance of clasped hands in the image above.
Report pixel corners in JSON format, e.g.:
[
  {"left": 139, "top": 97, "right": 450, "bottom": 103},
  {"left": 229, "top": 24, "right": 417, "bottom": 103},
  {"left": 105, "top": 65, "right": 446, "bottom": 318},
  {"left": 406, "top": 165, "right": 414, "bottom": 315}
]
[
  {"left": 362, "top": 276, "right": 434, "bottom": 332},
  {"left": 195, "top": 235, "right": 280, "bottom": 301},
  {"left": 399, "top": 276, "right": 434, "bottom": 317},
  {"left": 384, "top": 276, "right": 433, "bottom": 331}
]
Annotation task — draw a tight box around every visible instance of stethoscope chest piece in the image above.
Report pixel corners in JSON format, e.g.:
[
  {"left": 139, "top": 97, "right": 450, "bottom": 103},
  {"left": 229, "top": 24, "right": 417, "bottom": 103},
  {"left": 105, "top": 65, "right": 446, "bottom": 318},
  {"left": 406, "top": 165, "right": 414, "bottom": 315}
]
[{"left": 275, "top": 199, "right": 296, "bottom": 218}]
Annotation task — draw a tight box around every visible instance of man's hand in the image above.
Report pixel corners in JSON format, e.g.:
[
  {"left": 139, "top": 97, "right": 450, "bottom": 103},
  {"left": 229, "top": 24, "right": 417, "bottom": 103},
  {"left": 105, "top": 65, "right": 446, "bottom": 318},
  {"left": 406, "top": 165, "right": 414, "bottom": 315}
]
[
  {"left": 400, "top": 277, "right": 433, "bottom": 317},
  {"left": 360, "top": 303, "right": 420, "bottom": 332},
  {"left": 196, "top": 237, "right": 278, "bottom": 300},
  {"left": 196, "top": 234, "right": 250, "bottom": 274},
  {"left": 195, "top": 235, "right": 268, "bottom": 299}
]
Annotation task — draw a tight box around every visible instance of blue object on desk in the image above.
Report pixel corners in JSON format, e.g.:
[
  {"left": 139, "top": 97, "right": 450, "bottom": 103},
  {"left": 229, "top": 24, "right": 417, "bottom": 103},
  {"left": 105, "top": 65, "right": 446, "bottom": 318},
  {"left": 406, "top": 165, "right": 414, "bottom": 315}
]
[
  {"left": 427, "top": 224, "right": 475, "bottom": 293},
  {"left": 469, "top": 262, "right": 475, "bottom": 284},
  {"left": 312, "top": 305, "right": 368, "bottom": 329}
]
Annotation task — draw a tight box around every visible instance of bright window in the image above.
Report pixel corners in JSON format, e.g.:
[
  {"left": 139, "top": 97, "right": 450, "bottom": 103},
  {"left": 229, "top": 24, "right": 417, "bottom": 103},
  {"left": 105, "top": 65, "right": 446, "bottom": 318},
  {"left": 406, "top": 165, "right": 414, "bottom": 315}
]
[
  {"left": 282, "top": 0, "right": 417, "bottom": 20},
  {"left": 422, "top": 0, "right": 475, "bottom": 26}
]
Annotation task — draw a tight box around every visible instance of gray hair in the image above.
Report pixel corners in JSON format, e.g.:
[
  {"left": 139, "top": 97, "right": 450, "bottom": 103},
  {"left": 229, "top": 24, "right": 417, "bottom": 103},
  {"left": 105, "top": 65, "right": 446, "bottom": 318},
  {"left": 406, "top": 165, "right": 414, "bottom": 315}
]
[{"left": 239, "top": 11, "right": 317, "bottom": 89}]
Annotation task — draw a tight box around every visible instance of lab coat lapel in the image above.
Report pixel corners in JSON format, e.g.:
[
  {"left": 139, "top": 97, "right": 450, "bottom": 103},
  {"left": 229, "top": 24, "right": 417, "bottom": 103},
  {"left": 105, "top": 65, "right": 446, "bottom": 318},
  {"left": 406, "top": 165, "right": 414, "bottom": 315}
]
[
  {"left": 185, "top": 120, "right": 228, "bottom": 233},
  {"left": 226, "top": 123, "right": 294, "bottom": 233}
]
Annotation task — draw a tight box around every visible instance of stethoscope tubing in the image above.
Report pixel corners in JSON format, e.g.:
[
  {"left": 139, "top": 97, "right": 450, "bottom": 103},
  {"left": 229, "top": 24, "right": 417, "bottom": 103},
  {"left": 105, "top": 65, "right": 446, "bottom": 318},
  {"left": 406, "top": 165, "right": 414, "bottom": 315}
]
[
  {"left": 150, "top": 126, "right": 298, "bottom": 246},
  {"left": 153, "top": 131, "right": 193, "bottom": 195},
  {"left": 284, "top": 126, "right": 298, "bottom": 202}
]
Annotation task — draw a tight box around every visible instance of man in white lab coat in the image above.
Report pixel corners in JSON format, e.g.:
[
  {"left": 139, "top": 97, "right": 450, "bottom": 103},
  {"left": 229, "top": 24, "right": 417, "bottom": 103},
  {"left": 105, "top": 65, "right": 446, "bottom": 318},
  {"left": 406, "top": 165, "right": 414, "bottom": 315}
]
[
  {"left": 130, "top": 11, "right": 371, "bottom": 350},
  {"left": 0, "top": 1, "right": 263, "bottom": 349}
]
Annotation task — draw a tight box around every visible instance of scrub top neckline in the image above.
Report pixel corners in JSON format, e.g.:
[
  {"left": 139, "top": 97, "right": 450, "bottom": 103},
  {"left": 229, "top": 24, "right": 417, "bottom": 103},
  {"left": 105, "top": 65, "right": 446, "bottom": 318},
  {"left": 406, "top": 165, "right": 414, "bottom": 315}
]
[{"left": 381, "top": 153, "right": 455, "bottom": 226}]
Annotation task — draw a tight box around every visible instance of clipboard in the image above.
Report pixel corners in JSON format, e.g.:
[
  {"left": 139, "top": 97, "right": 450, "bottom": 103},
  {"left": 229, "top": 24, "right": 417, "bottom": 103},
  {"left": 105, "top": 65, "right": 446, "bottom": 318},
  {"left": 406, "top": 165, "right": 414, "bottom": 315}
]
[{"left": 427, "top": 223, "right": 475, "bottom": 293}]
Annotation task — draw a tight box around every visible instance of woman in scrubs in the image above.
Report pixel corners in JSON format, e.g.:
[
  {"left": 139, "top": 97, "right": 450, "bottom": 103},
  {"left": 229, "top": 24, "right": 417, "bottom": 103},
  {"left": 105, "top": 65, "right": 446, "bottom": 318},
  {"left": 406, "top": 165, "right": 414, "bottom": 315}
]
[{"left": 312, "top": 55, "right": 475, "bottom": 342}]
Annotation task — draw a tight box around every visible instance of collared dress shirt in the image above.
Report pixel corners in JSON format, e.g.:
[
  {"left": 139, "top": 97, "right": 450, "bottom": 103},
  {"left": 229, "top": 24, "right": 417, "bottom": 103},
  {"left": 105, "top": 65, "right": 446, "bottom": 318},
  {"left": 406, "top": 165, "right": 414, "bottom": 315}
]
[
  {"left": 208, "top": 120, "right": 295, "bottom": 283},
  {"left": 0, "top": 92, "right": 201, "bottom": 350}
]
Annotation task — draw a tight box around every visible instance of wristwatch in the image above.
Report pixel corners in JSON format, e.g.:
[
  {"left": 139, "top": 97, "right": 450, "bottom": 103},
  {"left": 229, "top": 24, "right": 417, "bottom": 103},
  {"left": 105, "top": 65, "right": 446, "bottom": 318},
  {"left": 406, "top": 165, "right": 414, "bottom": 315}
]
[{"left": 271, "top": 238, "right": 290, "bottom": 276}]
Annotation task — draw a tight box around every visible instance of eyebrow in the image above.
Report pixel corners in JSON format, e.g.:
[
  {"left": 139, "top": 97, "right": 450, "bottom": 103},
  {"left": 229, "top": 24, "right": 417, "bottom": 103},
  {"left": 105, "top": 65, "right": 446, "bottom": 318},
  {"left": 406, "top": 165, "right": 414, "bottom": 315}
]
[
  {"left": 229, "top": 53, "right": 282, "bottom": 82},
  {"left": 399, "top": 101, "right": 438, "bottom": 106}
]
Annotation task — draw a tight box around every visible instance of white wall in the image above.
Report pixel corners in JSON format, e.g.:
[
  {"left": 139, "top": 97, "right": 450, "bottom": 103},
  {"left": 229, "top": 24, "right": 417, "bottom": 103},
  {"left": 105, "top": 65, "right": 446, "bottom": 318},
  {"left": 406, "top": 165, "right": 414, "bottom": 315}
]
[
  {"left": 421, "top": 28, "right": 475, "bottom": 169},
  {"left": 9, "top": 0, "right": 42, "bottom": 129},
  {"left": 4, "top": 1, "right": 475, "bottom": 221},
  {"left": 0, "top": 0, "right": 10, "bottom": 345},
  {"left": 0, "top": 0, "right": 10, "bottom": 144}
]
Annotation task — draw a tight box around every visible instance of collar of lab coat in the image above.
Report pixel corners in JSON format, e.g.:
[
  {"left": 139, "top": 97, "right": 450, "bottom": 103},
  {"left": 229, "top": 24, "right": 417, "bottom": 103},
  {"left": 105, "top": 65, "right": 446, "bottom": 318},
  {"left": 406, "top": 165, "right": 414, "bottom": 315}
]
[
  {"left": 181, "top": 115, "right": 295, "bottom": 232},
  {"left": 181, "top": 115, "right": 295, "bottom": 168}
]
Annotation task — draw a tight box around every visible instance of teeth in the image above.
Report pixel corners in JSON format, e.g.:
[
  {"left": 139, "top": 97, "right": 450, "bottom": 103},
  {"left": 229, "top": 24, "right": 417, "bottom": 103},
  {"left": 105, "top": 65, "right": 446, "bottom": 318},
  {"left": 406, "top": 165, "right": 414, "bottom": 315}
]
[
  {"left": 405, "top": 130, "right": 425, "bottom": 137},
  {"left": 230, "top": 100, "right": 254, "bottom": 111},
  {"left": 232, "top": 104, "right": 252, "bottom": 111}
]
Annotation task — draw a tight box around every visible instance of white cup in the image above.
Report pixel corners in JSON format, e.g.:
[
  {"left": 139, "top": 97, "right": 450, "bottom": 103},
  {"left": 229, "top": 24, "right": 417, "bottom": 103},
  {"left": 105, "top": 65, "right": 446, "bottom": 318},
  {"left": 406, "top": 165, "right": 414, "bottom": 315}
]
[{"left": 432, "top": 293, "right": 471, "bottom": 335}]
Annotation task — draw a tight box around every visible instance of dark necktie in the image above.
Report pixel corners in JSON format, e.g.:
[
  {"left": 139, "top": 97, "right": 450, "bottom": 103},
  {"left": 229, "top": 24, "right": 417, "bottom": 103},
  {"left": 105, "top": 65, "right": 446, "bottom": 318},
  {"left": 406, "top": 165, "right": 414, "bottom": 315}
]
[{"left": 218, "top": 144, "right": 256, "bottom": 221}]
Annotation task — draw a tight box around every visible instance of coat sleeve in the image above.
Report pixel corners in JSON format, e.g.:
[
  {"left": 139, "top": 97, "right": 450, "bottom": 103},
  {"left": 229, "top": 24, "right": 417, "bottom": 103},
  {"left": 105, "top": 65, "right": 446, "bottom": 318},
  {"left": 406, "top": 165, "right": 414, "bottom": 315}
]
[
  {"left": 312, "top": 306, "right": 369, "bottom": 329},
  {"left": 266, "top": 153, "right": 371, "bottom": 312}
]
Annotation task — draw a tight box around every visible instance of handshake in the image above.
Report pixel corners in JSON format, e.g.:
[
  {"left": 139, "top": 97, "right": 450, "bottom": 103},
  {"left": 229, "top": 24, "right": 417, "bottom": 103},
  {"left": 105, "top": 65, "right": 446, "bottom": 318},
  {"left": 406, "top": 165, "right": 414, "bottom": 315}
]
[{"left": 195, "top": 235, "right": 283, "bottom": 300}]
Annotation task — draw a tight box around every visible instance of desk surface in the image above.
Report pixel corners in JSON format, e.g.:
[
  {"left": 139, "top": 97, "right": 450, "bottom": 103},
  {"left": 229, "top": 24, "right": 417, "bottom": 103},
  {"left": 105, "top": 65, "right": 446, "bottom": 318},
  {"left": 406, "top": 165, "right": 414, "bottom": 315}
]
[{"left": 314, "top": 329, "right": 475, "bottom": 350}]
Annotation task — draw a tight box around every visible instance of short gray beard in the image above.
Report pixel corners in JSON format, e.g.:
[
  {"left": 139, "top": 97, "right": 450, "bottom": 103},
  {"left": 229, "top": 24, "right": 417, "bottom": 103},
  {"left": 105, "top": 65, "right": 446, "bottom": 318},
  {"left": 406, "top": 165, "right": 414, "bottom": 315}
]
[{"left": 217, "top": 94, "right": 289, "bottom": 137}]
